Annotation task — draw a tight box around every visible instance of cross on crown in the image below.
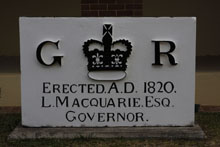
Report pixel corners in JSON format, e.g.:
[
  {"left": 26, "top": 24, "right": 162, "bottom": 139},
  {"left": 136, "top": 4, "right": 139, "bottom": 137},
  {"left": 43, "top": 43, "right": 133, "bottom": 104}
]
[{"left": 83, "top": 24, "right": 132, "bottom": 72}]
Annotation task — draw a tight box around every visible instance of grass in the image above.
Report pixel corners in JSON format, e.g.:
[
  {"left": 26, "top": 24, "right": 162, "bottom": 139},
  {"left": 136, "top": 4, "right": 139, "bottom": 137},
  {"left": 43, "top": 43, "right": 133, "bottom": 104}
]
[{"left": 0, "top": 112, "right": 220, "bottom": 146}]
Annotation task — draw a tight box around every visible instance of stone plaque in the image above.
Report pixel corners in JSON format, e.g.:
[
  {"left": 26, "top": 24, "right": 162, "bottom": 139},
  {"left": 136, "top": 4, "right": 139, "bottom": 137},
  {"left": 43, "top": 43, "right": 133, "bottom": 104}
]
[{"left": 20, "top": 17, "right": 196, "bottom": 127}]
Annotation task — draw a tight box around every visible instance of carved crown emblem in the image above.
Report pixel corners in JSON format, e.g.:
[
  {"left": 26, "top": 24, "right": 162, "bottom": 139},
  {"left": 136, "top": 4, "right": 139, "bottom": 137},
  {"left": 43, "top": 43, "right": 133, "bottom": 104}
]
[{"left": 83, "top": 24, "right": 132, "bottom": 72}]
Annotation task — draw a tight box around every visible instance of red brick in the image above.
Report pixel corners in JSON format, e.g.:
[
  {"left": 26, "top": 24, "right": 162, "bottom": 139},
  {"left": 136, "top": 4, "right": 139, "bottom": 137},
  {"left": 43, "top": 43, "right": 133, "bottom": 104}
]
[
  {"left": 99, "top": 11, "right": 117, "bottom": 16},
  {"left": 90, "top": 4, "right": 107, "bottom": 10},
  {"left": 126, "top": 4, "right": 142, "bottom": 9},
  {"left": 81, "top": 0, "right": 98, "bottom": 4},
  {"left": 81, "top": 11, "right": 99, "bottom": 16},
  {"left": 0, "top": 106, "right": 21, "bottom": 113},
  {"left": 116, "top": 0, "right": 134, "bottom": 4},
  {"left": 81, "top": 4, "right": 90, "bottom": 10},
  {"left": 108, "top": 4, "right": 124, "bottom": 10},
  {"left": 99, "top": 0, "right": 116, "bottom": 3},
  {"left": 134, "top": 10, "right": 142, "bottom": 16},
  {"left": 135, "top": 0, "right": 143, "bottom": 3},
  {"left": 117, "top": 10, "right": 133, "bottom": 16},
  {"left": 200, "top": 105, "right": 220, "bottom": 112}
]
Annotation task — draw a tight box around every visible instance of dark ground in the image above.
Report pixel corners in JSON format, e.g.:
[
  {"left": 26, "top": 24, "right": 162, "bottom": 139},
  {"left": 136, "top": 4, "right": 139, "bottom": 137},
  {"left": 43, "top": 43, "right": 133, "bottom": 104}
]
[{"left": 0, "top": 112, "right": 220, "bottom": 147}]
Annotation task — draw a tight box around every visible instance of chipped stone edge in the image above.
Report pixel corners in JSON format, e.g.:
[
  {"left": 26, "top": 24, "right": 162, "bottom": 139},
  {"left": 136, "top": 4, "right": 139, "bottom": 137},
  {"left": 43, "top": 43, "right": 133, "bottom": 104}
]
[{"left": 8, "top": 124, "right": 206, "bottom": 140}]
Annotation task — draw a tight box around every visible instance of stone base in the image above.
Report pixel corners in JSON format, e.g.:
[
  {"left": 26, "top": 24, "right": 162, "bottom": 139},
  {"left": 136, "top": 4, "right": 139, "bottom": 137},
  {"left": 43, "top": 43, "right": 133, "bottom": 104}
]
[{"left": 8, "top": 124, "right": 206, "bottom": 139}]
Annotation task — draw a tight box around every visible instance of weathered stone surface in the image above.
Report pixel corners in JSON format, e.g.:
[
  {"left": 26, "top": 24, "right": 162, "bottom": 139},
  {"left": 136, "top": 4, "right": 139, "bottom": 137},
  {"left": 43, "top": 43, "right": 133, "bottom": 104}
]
[
  {"left": 20, "top": 17, "right": 196, "bottom": 127},
  {"left": 8, "top": 124, "right": 206, "bottom": 139}
]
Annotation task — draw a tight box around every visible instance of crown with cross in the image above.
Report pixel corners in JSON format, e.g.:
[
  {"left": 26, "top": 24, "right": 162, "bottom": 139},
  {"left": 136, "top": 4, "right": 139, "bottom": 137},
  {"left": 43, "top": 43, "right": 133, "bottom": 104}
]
[{"left": 83, "top": 24, "right": 132, "bottom": 72}]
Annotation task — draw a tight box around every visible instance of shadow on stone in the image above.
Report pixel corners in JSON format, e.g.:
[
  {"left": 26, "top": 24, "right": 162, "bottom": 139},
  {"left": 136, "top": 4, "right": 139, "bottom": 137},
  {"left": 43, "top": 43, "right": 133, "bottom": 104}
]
[{"left": 8, "top": 124, "right": 206, "bottom": 140}]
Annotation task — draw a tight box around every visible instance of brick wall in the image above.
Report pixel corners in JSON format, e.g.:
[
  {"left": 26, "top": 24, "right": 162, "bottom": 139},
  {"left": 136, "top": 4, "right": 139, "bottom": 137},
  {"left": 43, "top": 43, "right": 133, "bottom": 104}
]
[{"left": 81, "top": 0, "right": 143, "bottom": 17}]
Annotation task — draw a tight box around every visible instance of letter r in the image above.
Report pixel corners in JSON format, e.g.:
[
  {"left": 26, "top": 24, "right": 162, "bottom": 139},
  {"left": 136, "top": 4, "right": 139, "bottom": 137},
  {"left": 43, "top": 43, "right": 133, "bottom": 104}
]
[{"left": 152, "top": 40, "right": 178, "bottom": 66}]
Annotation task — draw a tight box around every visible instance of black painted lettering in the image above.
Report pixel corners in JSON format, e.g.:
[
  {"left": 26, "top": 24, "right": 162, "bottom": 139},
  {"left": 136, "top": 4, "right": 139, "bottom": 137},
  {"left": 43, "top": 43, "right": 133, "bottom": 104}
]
[
  {"left": 88, "top": 84, "right": 95, "bottom": 93},
  {"left": 108, "top": 82, "right": 119, "bottom": 93},
  {"left": 152, "top": 40, "right": 177, "bottom": 66},
  {"left": 164, "top": 81, "right": 174, "bottom": 93},
  {"left": 128, "top": 98, "right": 132, "bottom": 107},
  {"left": 144, "top": 82, "right": 147, "bottom": 93},
  {"left": 43, "top": 82, "right": 51, "bottom": 93},
  {"left": 145, "top": 96, "right": 153, "bottom": 107},
  {"left": 154, "top": 98, "right": 160, "bottom": 107},
  {"left": 70, "top": 84, "right": 77, "bottom": 93},
  {"left": 117, "top": 113, "right": 125, "bottom": 121},
  {"left": 136, "top": 112, "right": 144, "bottom": 122},
  {"left": 66, "top": 111, "right": 75, "bottom": 122},
  {"left": 107, "top": 98, "right": 115, "bottom": 107},
  {"left": 78, "top": 113, "right": 86, "bottom": 122},
  {"left": 41, "top": 96, "right": 51, "bottom": 108},
  {"left": 107, "top": 113, "right": 115, "bottom": 122},
  {"left": 98, "top": 113, "right": 105, "bottom": 122},
  {"left": 62, "top": 84, "right": 69, "bottom": 94},
  {"left": 56, "top": 96, "right": 68, "bottom": 107},
  {"left": 87, "top": 113, "right": 95, "bottom": 121},
  {"left": 72, "top": 98, "right": 80, "bottom": 107},
  {"left": 133, "top": 98, "right": 141, "bottom": 107},
  {"left": 53, "top": 84, "right": 60, "bottom": 93},
  {"left": 162, "top": 98, "right": 170, "bottom": 107},
  {"left": 78, "top": 84, "right": 86, "bottom": 93},
  {"left": 127, "top": 113, "right": 135, "bottom": 122},
  {"left": 36, "top": 40, "right": 63, "bottom": 66},
  {"left": 96, "top": 84, "right": 105, "bottom": 94},
  {"left": 81, "top": 98, "right": 89, "bottom": 108},
  {"left": 99, "top": 98, "right": 107, "bottom": 108},
  {"left": 124, "top": 82, "right": 134, "bottom": 93},
  {"left": 118, "top": 98, "right": 126, "bottom": 107},
  {"left": 90, "top": 98, "right": 98, "bottom": 107}
]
